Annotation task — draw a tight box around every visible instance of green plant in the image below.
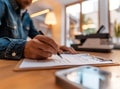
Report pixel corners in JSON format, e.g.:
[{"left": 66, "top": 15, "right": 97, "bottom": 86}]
[{"left": 114, "top": 21, "right": 120, "bottom": 38}]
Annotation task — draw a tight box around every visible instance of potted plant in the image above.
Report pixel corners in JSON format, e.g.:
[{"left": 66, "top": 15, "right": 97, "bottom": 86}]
[{"left": 114, "top": 21, "right": 120, "bottom": 44}]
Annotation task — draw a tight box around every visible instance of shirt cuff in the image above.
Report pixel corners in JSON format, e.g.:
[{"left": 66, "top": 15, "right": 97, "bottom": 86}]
[{"left": 5, "top": 38, "right": 26, "bottom": 60}]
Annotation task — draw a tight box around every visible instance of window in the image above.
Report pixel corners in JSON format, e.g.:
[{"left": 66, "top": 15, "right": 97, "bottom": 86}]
[
  {"left": 65, "top": 0, "right": 99, "bottom": 46},
  {"left": 82, "top": 0, "right": 99, "bottom": 35},
  {"left": 109, "top": 0, "right": 120, "bottom": 43},
  {"left": 66, "top": 3, "right": 80, "bottom": 46}
]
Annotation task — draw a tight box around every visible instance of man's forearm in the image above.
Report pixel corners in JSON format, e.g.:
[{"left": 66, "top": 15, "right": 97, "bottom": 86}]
[{"left": 0, "top": 37, "right": 26, "bottom": 60}]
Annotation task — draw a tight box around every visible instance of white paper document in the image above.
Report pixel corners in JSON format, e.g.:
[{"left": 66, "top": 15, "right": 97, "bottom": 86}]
[{"left": 19, "top": 54, "right": 113, "bottom": 68}]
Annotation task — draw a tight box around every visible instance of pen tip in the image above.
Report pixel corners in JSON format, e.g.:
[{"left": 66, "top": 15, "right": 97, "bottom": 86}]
[{"left": 57, "top": 53, "right": 63, "bottom": 59}]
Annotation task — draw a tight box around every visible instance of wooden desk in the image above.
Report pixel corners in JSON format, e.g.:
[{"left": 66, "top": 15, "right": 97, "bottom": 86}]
[{"left": 0, "top": 50, "right": 120, "bottom": 89}]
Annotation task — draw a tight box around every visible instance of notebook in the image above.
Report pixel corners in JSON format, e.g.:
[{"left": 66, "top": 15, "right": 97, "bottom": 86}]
[{"left": 14, "top": 54, "right": 119, "bottom": 71}]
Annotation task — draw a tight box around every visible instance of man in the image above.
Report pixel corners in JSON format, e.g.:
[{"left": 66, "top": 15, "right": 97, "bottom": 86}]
[{"left": 0, "top": 0, "right": 77, "bottom": 60}]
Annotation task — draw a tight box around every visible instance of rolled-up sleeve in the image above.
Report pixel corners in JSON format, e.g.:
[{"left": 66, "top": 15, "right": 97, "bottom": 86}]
[{"left": 0, "top": 38, "right": 26, "bottom": 60}]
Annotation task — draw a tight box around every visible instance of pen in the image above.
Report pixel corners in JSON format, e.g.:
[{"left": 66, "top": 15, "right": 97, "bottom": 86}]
[
  {"left": 97, "top": 57, "right": 112, "bottom": 62},
  {"left": 57, "top": 52, "right": 63, "bottom": 59},
  {"left": 39, "top": 31, "right": 63, "bottom": 59},
  {"left": 93, "top": 56, "right": 112, "bottom": 62}
]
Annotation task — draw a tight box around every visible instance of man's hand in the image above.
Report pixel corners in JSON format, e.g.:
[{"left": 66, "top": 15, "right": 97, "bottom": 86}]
[
  {"left": 59, "top": 46, "right": 78, "bottom": 54},
  {"left": 24, "top": 35, "right": 58, "bottom": 59}
]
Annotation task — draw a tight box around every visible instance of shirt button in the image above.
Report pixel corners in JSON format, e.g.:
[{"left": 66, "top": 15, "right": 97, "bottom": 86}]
[
  {"left": 14, "top": 26, "right": 17, "bottom": 29},
  {"left": 26, "top": 26, "right": 30, "bottom": 30},
  {"left": 12, "top": 52, "right": 16, "bottom": 57}
]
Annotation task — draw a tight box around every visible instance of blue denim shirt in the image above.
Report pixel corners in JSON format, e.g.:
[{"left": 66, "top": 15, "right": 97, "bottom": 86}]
[{"left": 0, "top": 0, "right": 40, "bottom": 60}]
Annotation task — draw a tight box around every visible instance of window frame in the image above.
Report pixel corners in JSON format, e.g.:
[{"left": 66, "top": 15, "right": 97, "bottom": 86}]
[{"left": 64, "top": 0, "right": 100, "bottom": 45}]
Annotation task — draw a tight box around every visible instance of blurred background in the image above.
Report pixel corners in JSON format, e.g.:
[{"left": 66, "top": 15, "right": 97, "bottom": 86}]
[{"left": 29, "top": 0, "right": 120, "bottom": 47}]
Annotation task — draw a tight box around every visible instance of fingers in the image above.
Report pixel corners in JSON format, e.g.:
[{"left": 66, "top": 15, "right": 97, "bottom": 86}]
[
  {"left": 30, "top": 49, "right": 52, "bottom": 59},
  {"left": 34, "top": 35, "right": 58, "bottom": 51},
  {"left": 24, "top": 35, "right": 78, "bottom": 60},
  {"left": 24, "top": 36, "right": 58, "bottom": 59},
  {"left": 58, "top": 49, "right": 64, "bottom": 54},
  {"left": 32, "top": 39, "right": 57, "bottom": 54},
  {"left": 67, "top": 47, "right": 78, "bottom": 54},
  {"left": 60, "top": 46, "right": 78, "bottom": 54}
]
